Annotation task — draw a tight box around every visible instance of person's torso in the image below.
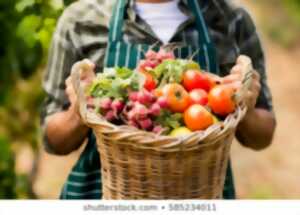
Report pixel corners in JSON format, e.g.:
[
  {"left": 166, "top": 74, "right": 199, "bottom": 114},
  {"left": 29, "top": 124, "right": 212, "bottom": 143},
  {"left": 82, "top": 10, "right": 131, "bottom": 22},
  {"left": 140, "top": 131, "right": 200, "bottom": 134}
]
[{"left": 61, "top": 0, "right": 240, "bottom": 76}]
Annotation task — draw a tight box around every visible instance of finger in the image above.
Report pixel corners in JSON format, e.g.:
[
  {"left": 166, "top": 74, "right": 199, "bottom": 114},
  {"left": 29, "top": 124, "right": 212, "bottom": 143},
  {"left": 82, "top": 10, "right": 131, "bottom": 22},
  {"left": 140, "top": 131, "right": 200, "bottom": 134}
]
[
  {"left": 230, "top": 64, "right": 243, "bottom": 74},
  {"left": 65, "top": 76, "right": 71, "bottom": 86},
  {"left": 237, "top": 55, "right": 251, "bottom": 66},
  {"left": 224, "top": 81, "right": 242, "bottom": 91},
  {"left": 245, "top": 91, "right": 258, "bottom": 110},
  {"left": 252, "top": 79, "right": 261, "bottom": 92},
  {"left": 82, "top": 59, "right": 95, "bottom": 70},
  {"left": 252, "top": 70, "right": 260, "bottom": 81},
  {"left": 222, "top": 74, "right": 242, "bottom": 84},
  {"left": 65, "top": 85, "right": 73, "bottom": 96}
]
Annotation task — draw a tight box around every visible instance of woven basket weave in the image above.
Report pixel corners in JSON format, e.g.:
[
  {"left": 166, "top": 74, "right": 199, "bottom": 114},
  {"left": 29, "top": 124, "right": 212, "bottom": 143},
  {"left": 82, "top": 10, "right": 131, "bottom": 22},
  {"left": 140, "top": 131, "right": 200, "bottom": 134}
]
[{"left": 71, "top": 56, "right": 253, "bottom": 199}]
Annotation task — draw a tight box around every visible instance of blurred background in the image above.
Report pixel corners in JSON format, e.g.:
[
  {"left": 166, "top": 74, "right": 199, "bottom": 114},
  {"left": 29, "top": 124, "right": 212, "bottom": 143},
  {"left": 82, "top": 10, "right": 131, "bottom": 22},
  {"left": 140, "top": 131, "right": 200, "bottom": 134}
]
[{"left": 0, "top": 0, "right": 300, "bottom": 199}]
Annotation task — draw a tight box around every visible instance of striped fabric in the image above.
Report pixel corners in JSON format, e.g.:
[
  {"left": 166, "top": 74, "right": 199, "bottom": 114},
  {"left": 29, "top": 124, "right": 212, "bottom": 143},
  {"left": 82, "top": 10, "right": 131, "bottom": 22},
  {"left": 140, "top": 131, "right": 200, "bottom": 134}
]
[{"left": 41, "top": 0, "right": 274, "bottom": 199}]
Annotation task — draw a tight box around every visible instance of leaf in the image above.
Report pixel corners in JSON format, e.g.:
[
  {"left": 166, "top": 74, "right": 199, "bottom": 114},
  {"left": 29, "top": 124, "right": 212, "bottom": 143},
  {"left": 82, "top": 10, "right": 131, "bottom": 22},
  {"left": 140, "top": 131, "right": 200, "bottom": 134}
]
[
  {"left": 88, "top": 68, "right": 143, "bottom": 100},
  {"left": 16, "top": 15, "right": 42, "bottom": 48},
  {"left": 116, "top": 67, "right": 133, "bottom": 79},
  {"left": 155, "top": 110, "right": 183, "bottom": 130},
  {"left": 15, "top": 0, "right": 35, "bottom": 12}
]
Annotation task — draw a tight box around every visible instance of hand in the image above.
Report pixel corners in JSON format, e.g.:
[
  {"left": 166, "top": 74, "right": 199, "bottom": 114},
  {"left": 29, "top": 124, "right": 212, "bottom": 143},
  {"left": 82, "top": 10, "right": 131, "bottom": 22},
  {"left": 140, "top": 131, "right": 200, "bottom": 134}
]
[
  {"left": 222, "top": 55, "right": 261, "bottom": 112},
  {"left": 65, "top": 59, "right": 95, "bottom": 124}
]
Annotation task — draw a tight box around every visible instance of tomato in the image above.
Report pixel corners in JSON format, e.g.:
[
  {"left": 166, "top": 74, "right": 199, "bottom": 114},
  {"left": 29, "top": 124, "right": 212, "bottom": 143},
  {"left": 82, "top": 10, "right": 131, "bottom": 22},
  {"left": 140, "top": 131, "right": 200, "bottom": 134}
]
[
  {"left": 182, "top": 69, "right": 215, "bottom": 92},
  {"left": 212, "top": 115, "right": 220, "bottom": 124},
  {"left": 140, "top": 70, "right": 157, "bottom": 91},
  {"left": 189, "top": 89, "right": 208, "bottom": 106},
  {"left": 170, "top": 127, "right": 192, "bottom": 137},
  {"left": 163, "top": 83, "right": 190, "bottom": 113},
  {"left": 208, "top": 85, "right": 236, "bottom": 116},
  {"left": 184, "top": 104, "right": 214, "bottom": 131}
]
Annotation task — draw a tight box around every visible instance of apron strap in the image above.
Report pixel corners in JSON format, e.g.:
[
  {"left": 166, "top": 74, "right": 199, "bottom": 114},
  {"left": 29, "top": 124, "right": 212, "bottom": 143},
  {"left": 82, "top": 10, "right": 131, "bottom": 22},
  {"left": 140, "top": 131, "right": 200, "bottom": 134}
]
[
  {"left": 109, "top": 0, "right": 128, "bottom": 42},
  {"left": 187, "top": 0, "right": 211, "bottom": 44}
]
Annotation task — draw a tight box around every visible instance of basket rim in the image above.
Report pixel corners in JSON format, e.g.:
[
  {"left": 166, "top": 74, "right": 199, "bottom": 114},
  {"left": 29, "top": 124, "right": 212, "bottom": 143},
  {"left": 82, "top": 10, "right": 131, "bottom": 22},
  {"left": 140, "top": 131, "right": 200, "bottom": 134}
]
[{"left": 83, "top": 105, "right": 246, "bottom": 151}]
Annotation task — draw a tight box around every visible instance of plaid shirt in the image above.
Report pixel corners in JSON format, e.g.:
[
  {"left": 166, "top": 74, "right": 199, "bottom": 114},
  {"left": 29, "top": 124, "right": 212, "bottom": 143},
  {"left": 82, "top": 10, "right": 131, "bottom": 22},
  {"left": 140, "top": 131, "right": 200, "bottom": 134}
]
[{"left": 41, "top": 0, "right": 273, "bottom": 152}]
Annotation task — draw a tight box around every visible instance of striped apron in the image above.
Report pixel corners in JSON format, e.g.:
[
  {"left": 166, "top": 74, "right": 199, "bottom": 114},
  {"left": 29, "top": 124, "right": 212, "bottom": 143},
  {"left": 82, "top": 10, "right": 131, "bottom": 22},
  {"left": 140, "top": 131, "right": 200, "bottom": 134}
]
[{"left": 60, "top": 0, "right": 235, "bottom": 199}]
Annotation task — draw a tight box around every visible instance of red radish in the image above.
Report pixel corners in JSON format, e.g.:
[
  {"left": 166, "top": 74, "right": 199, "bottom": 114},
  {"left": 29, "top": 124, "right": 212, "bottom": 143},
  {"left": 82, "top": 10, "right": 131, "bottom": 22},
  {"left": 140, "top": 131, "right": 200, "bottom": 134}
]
[
  {"left": 138, "top": 60, "right": 153, "bottom": 71},
  {"left": 157, "top": 49, "right": 175, "bottom": 61},
  {"left": 144, "top": 90, "right": 156, "bottom": 102},
  {"left": 128, "top": 120, "right": 138, "bottom": 128},
  {"left": 148, "top": 59, "right": 159, "bottom": 68},
  {"left": 153, "top": 125, "right": 163, "bottom": 134},
  {"left": 145, "top": 50, "right": 157, "bottom": 59},
  {"left": 139, "top": 119, "right": 153, "bottom": 130},
  {"left": 105, "top": 110, "right": 115, "bottom": 121},
  {"left": 129, "top": 91, "right": 139, "bottom": 102},
  {"left": 150, "top": 103, "right": 161, "bottom": 116},
  {"left": 137, "top": 91, "right": 148, "bottom": 104},
  {"left": 126, "top": 110, "right": 136, "bottom": 121},
  {"left": 157, "top": 97, "right": 169, "bottom": 108},
  {"left": 111, "top": 99, "right": 124, "bottom": 112},
  {"left": 99, "top": 98, "right": 112, "bottom": 110},
  {"left": 137, "top": 90, "right": 154, "bottom": 104},
  {"left": 132, "top": 102, "right": 149, "bottom": 119}
]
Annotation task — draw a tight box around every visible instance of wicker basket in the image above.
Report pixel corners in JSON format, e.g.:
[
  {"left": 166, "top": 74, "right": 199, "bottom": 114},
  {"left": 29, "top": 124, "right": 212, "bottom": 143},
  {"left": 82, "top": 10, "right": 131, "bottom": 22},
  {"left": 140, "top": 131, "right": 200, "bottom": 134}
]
[{"left": 71, "top": 56, "right": 253, "bottom": 199}]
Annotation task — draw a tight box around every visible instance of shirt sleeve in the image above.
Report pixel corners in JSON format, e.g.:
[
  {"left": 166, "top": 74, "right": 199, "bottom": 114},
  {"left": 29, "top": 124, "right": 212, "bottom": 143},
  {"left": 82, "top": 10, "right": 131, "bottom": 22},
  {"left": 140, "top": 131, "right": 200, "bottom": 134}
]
[
  {"left": 40, "top": 12, "right": 78, "bottom": 153},
  {"left": 234, "top": 8, "right": 274, "bottom": 112}
]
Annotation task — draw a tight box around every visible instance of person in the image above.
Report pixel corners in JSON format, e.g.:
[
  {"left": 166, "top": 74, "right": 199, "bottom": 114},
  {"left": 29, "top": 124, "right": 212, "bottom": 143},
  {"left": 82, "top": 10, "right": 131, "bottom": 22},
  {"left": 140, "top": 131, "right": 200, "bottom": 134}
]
[{"left": 41, "top": 0, "right": 276, "bottom": 199}]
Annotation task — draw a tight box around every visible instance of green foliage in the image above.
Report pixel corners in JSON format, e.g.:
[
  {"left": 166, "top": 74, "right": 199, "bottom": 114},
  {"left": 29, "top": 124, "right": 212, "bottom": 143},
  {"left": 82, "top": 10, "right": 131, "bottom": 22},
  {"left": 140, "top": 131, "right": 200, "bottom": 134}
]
[
  {"left": 0, "top": 136, "right": 16, "bottom": 199},
  {"left": 0, "top": 0, "right": 74, "bottom": 199},
  {"left": 0, "top": 0, "right": 68, "bottom": 103},
  {"left": 89, "top": 67, "right": 144, "bottom": 99},
  {"left": 153, "top": 59, "right": 200, "bottom": 87},
  {"left": 155, "top": 110, "right": 183, "bottom": 132}
]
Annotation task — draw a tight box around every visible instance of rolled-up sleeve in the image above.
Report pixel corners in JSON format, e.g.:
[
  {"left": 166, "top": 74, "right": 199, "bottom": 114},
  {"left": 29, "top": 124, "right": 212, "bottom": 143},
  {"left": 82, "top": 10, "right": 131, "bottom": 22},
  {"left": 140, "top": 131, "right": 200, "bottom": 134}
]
[
  {"left": 234, "top": 8, "right": 274, "bottom": 112},
  {"left": 40, "top": 11, "right": 78, "bottom": 153}
]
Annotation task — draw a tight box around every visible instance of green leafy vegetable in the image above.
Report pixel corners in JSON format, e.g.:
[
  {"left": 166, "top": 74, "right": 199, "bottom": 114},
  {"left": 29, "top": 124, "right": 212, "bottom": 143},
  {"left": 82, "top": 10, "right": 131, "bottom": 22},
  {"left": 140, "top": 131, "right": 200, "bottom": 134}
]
[
  {"left": 88, "top": 67, "right": 143, "bottom": 100},
  {"left": 155, "top": 109, "right": 183, "bottom": 132},
  {"left": 153, "top": 59, "right": 200, "bottom": 87}
]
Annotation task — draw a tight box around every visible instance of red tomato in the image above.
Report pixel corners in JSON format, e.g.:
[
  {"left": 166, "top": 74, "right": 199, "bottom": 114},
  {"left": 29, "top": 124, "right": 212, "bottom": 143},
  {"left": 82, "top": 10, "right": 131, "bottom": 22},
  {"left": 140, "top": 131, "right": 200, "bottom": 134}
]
[
  {"left": 182, "top": 70, "right": 215, "bottom": 92},
  {"left": 140, "top": 70, "right": 157, "bottom": 91},
  {"left": 208, "top": 85, "right": 236, "bottom": 116},
  {"left": 163, "top": 83, "right": 190, "bottom": 113},
  {"left": 189, "top": 89, "right": 208, "bottom": 106},
  {"left": 184, "top": 104, "right": 214, "bottom": 131}
]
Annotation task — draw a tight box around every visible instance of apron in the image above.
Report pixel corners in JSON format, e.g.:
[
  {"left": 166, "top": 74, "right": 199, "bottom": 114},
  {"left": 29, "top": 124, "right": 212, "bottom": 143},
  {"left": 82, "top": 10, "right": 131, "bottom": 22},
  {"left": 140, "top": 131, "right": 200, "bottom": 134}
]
[{"left": 60, "top": 0, "right": 235, "bottom": 199}]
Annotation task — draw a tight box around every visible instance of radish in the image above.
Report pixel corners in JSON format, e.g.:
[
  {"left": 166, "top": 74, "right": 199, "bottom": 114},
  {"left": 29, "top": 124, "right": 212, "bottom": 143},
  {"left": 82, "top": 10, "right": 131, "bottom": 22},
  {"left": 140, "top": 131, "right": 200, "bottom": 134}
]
[
  {"left": 145, "top": 50, "right": 157, "bottom": 60},
  {"left": 153, "top": 125, "right": 163, "bottom": 134},
  {"left": 111, "top": 99, "right": 124, "bottom": 112},
  {"left": 129, "top": 91, "right": 138, "bottom": 102},
  {"left": 148, "top": 59, "right": 159, "bottom": 68},
  {"left": 105, "top": 110, "right": 115, "bottom": 121},
  {"left": 150, "top": 103, "right": 161, "bottom": 116},
  {"left": 128, "top": 120, "right": 139, "bottom": 128},
  {"left": 157, "top": 49, "right": 175, "bottom": 61},
  {"left": 126, "top": 110, "right": 136, "bottom": 121},
  {"left": 144, "top": 90, "right": 156, "bottom": 103},
  {"left": 132, "top": 102, "right": 149, "bottom": 119},
  {"left": 99, "top": 97, "right": 112, "bottom": 110},
  {"left": 137, "top": 90, "right": 156, "bottom": 104},
  {"left": 157, "top": 97, "right": 168, "bottom": 108},
  {"left": 139, "top": 119, "right": 153, "bottom": 130}
]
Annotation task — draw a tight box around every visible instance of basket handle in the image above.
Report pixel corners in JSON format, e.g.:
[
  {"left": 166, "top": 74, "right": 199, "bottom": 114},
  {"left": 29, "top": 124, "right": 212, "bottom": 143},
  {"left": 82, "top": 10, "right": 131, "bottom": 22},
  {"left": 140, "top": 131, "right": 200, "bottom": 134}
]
[
  {"left": 233, "top": 55, "right": 254, "bottom": 106},
  {"left": 70, "top": 59, "right": 96, "bottom": 124}
]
